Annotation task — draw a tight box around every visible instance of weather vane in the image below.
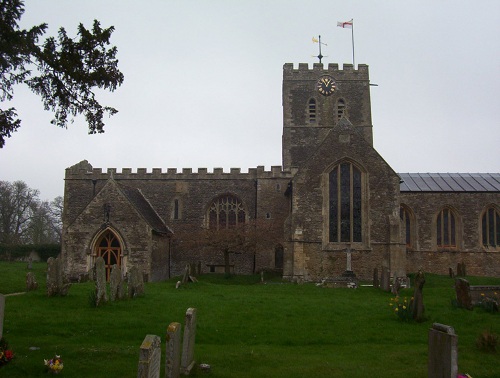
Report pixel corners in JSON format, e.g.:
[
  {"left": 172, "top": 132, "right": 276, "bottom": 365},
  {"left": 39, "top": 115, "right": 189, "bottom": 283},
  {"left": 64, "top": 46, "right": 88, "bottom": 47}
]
[{"left": 312, "top": 35, "right": 327, "bottom": 63}]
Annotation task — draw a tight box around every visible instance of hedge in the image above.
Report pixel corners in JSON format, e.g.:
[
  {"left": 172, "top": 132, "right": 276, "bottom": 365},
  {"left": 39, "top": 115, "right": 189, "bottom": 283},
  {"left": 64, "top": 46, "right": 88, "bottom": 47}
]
[{"left": 0, "top": 244, "right": 61, "bottom": 262}]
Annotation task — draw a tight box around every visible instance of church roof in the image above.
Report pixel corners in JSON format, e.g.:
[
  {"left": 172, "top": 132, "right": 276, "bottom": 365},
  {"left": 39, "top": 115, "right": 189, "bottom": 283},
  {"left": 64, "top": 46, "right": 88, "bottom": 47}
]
[
  {"left": 399, "top": 173, "right": 500, "bottom": 192},
  {"left": 117, "top": 184, "right": 172, "bottom": 234}
]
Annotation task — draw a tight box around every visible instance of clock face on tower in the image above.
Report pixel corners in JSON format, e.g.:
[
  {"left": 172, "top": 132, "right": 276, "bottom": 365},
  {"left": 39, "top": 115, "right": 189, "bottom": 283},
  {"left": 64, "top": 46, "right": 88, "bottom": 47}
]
[{"left": 316, "top": 76, "right": 336, "bottom": 96}]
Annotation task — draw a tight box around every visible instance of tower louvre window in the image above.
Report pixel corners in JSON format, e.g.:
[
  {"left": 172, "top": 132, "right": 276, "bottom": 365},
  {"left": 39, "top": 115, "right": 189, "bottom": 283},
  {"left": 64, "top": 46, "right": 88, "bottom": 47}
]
[
  {"left": 337, "top": 98, "right": 346, "bottom": 119},
  {"left": 308, "top": 98, "right": 316, "bottom": 123}
]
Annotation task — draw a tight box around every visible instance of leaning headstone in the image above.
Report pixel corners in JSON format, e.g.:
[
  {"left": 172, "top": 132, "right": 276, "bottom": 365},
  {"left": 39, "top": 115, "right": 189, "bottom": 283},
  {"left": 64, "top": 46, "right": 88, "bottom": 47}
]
[
  {"left": 95, "top": 257, "right": 108, "bottom": 305},
  {"left": 26, "top": 272, "right": 38, "bottom": 291},
  {"left": 381, "top": 266, "right": 390, "bottom": 292},
  {"left": 165, "top": 322, "right": 182, "bottom": 378},
  {"left": 137, "top": 334, "right": 161, "bottom": 378},
  {"left": 181, "top": 308, "right": 197, "bottom": 375},
  {"left": 454, "top": 278, "right": 472, "bottom": 310},
  {"left": 428, "top": 323, "right": 458, "bottom": 378},
  {"left": 411, "top": 270, "right": 425, "bottom": 321},
  {"left": 373, "top": 268, "right": 379, "bottom": 289},
  {"left": 128, "top": 266, "right": 145, "bottom": 298},
  {"left": 46, "top": 257, "right": 70, "bottom": 296},
  {"left": 0, "top": 293, "right": 5, "bottom": 339},
  {"left": 109, "top": 264, "right": 123, "bottom": 301}
]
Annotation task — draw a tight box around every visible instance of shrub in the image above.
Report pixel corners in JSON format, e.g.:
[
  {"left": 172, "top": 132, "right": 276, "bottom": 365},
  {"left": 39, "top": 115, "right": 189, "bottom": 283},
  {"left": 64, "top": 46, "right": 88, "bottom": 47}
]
[
  {"left": 476, "top": 292, "right": 499, "bottom": 313},
  {"left": 476, "top": 328, "right": 498, "bottom": 353}
]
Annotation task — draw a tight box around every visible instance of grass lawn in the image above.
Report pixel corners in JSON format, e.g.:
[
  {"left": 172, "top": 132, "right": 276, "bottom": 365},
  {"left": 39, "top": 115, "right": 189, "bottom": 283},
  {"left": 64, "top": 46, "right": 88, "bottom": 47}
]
[{"left": 0, "top": 262, "right": 498, "bottom": 377}]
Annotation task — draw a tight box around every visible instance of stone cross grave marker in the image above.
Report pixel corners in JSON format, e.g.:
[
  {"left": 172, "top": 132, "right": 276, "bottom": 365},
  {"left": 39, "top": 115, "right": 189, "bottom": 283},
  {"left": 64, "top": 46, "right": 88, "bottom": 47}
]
[
  {"left": 138, "top": 334, "right": 161, "bottom": 378},
  {"left": 165, "top": 322, "right": 182, "bottom": 378},
  {"left": 428, "top": 323, "right": 458, "bottom": 378},
  {"left": 0, "top": 293, "right": 5, "bottom": 340},
  {"left": 181, "top": 308, "right": 197, "bottom": 375}
]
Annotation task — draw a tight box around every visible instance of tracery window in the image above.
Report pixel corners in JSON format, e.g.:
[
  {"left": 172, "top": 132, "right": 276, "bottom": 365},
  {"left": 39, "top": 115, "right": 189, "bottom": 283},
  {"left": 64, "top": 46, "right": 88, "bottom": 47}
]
[
  {"left": 308, "top": 98, "right": 316, "bottom": 123},
  {"left": 208, "top": 195, "right": 246, "bottom": 230},
  {"left": 481, "top": 206, "right": 499, "bottom": 249},
  {"left": 329, "top": 162, "right": 362, "bottom": 243},
  {"left": 94, "top": 229, "right": 121, "bottom": 281},
  {"left": 436, "top": 208, "right": 458, "bottom": 248}
]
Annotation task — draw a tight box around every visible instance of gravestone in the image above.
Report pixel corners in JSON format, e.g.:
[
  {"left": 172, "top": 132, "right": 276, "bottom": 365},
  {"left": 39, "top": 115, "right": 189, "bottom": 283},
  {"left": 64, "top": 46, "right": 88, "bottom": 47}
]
[
  {"left": 381, "top": 266, "right": 390, "bottom": 292},
  {"left": 448, "top": 267, "right": 454, "bottom": 278},
  {"left": 165, "top": 322, "right": 182, "bottom": 378},
  {"left": 411, "top": 270, "right": 425, "bottom": 321},
  {"left": 138, "top": 334, "right": 161, "bottom": 378},
  {"left": 26, "top": 272, "right": 38, "bottom": 291},
  {"left": 181, "top": 265, "right": 189, "bottom": 284},
  {"left": 109, "top": 264, "right": 124, "bottom": 301},
  {"left": 454, "top": 278, "right": 472, "bottom": 310},
  {"left": 373, "top": 268, "right": 379, "bottom": 289},
  {"left": 428, "top": 323, "right": 458, "bottom": 378},
  {"left": 27, "top": 257, "right": 33, "bottom": 270},
  {"left": 46, "top": 257, "right": 70, "bottom": 296},
  {"left": 0, "top": 293, "right": 5, "bottom": 339},
  {"left": 95, "top": 257, "right": 108, "bottom": 305},
  {"left": 181, "top": 308, "right": 197, "bottom": 375},
  {"left": 128, "top": 266, "right": 145, "bottom": 298},
  {"left": 456, "top": 262, "right": 466, "bottom": 277},
  {"left": 391, "top": 276, "right": 401, "bottom": 295}
]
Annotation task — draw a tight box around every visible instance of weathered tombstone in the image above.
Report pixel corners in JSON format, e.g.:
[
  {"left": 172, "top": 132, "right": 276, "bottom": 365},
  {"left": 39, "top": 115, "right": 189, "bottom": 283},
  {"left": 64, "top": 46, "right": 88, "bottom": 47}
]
[
  {"left": 391, "top": 276, "right": 402, "bottom": 295},
  {"left": 454, "top": 278, "right": 472, "bottom": 310},
  {"left": 428, "top": 323, "right": 458, "bottom": 378},
  {"left": 27, "top": 257, "right": 33, "bottom": 270},
  {"left": 456, "top": 262, "right": 466, "bottom": 277},
  {"left": 0, "top": 293, "right": 5, "bottom": 339},
  {"left": 181, "top": 265, "right": 189, "bottom": 284},
  {"left": 109, "top": 264, "right": 124, "bottom": 301},
  {"left": 373, "top": 268, "right": 379, "bottom": 288},
  {"left": 138, "top": 334, "right": 161, "bottom": 378},
  {"left": 411, "top": 270, "right": 425, "bottom": 321},
  {"left": 381, "top": 266, "right": 390, "bottom": 292},
  {"left": 128, "top": 266, "right": 145, "bottom": 298},
  {"left": 181, "top": 308, "right": 197, "bottom": 375},
  {"left": 165, "top": 322, "right": 182, "bottom": 378},
  {"left": 46, "top": 257, "right": 70, "bottom": 296},
  {"left": 95, "top": 257, "right": 108, "bottom": 305},
  {"left": 448, "top": 267, "right": 454, "bottom": 278},
  {"left": 26, "top": 272, "right": 38, "bottom": 291}
]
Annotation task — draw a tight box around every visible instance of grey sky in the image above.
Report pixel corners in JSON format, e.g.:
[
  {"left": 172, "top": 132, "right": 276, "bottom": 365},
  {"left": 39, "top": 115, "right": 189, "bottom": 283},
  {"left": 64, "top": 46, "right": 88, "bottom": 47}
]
[{"left": 1, "top": 0, "right": 499, "bottom": 201}]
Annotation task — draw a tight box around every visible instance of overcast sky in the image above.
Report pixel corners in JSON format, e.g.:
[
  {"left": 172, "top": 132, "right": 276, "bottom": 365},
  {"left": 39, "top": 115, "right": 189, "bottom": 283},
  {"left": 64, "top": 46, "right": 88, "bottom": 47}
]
[{"left": 1, "top": 0, "right": 499, "bottom": 201}]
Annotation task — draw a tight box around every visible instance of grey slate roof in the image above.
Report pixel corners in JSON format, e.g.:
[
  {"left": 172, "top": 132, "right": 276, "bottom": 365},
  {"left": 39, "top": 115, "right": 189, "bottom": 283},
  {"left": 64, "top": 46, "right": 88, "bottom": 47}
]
[
  {"left": 399, "top": 173, "right": 500, "bottom": 192},
  {"left": 117, "top": 183, "right": 172, "bottom": 234}
]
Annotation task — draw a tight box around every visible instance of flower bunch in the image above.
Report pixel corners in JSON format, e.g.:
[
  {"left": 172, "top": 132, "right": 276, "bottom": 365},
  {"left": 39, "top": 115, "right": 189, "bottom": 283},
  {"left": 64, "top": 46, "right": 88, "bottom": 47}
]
[
  {"left": 0, "top": 337, "right": 14, "bottom": 366},
  {"left": 389, "top": 296, "right": 414, "bottom": 321},
  {"left": 477, "top": 292, "right": 498, "bottom": 313},
  {"left": 44, "top": 355, "right": 64, "bottom": 374}
]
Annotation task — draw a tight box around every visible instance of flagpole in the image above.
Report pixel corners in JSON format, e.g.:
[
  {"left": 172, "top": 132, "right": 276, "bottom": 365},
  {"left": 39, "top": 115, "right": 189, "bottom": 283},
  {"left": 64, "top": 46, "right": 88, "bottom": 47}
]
[{"left": 351, "top": 19, "right": 355, "bottom": 67}]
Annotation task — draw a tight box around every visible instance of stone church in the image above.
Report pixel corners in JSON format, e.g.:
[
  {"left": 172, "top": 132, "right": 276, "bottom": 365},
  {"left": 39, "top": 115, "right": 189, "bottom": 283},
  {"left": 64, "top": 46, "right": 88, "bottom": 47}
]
[{"left": 61, "top": 62, "right": 500, "bottom": 282}]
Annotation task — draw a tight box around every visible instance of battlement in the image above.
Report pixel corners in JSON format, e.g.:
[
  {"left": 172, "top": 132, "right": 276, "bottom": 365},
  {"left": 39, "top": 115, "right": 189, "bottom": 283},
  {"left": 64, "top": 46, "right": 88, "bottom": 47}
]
[
  {"left": 65, "top": 161, "right": 292, "bottom": 181},
  {"left": 283, "top": 62, "right": 369, "bottom": 80}
]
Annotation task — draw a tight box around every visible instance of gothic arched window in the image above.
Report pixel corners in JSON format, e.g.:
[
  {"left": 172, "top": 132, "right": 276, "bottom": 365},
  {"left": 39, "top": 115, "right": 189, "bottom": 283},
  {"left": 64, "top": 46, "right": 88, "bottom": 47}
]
[
  {"left": 400, "top": 205, "right": 414, "bottom": 249},
  {"left": 94, "top": 229, "right": 122, "bottom": 281},
  {"left": 481, "top": 206, "right": 499, "bottom": 249},
  {"left": 329, "top": 162, "right": 363, "bottom": 243},
  {"left": 208, "top": 195, "right": 246, "bottom": 230},
  {"left": 436, "top": 207, "right": 459, "bottom": 249},
  {"left": 308, "top": 98, "right": 316, "bottom": 123}
]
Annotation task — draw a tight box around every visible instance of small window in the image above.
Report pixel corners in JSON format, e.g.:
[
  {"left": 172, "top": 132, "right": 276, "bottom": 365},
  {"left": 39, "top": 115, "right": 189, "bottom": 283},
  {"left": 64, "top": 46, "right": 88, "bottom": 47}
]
[
  {"left": 172, "top": 198, "right": 181, "bottom": 220},
  {"left": 266, "top": 213, "right": 271, "bottom": 219},
  {"left": 400, "top": 205, "right": 413, "bottom": 249},
  {"left": 308, "top": 99, "right": 316, "bottom": 123},
  {"left": 337, "top": 99, "right": 346, "bottom": 120},
  {"left": 481, "top": 206, "right": 499, "bottom": 249}
]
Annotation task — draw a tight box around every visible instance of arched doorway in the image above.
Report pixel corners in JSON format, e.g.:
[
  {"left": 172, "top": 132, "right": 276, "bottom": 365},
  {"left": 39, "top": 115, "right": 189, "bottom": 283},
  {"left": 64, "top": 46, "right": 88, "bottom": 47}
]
[{"left": 94, "top": 229, "right": 122, "bottom": 281}]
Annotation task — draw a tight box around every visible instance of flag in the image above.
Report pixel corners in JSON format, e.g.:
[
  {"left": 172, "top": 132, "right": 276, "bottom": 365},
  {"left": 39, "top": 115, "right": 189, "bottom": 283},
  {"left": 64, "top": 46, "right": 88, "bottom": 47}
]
[
  {"left": 312, "top": 37, "right": 319, "bottom": 43},
  {"left": 337, "top": 19, "right": 353, "bottom": 29}
]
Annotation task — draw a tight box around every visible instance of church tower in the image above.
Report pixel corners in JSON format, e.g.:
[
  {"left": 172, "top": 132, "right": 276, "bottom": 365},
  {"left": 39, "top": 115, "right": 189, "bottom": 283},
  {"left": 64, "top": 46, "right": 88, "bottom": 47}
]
[{"left": 282, "top": 63, "right": 373, "bottom": 170}]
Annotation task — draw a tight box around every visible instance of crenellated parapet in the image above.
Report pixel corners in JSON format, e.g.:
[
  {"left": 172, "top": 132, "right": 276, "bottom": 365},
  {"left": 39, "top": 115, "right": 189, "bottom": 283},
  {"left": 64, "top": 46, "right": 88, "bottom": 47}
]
[
  {"left": 65, "top": 161, "right": 292, "bottom": 181},
  {"left": 283, "top": 62, "right": 369, "bottom": 81}
]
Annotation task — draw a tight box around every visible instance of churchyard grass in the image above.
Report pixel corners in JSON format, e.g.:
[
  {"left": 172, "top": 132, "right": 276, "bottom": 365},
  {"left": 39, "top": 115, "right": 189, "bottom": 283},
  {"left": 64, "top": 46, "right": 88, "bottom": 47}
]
[{"left": 0, "top": 262, "right": 499, "bottom": 377}]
